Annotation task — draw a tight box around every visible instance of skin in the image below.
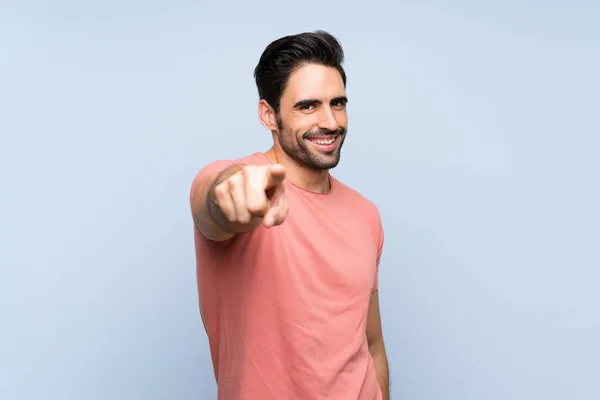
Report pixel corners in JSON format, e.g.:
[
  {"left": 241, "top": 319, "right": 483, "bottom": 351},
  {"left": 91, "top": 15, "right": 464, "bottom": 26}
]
[
  {"left": 261, "top": 63, "right": 348, "bottom": 188},
  {"left": 367, "top": 289, "right": 390, "bottom": 400},
  {"left": 191, "top": 63, "right": 389, "bottom": 399}
]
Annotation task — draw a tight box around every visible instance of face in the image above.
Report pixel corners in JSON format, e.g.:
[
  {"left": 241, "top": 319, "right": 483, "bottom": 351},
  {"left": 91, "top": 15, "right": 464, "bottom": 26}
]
[{"left": 273, "top": 64, "right": 348, "bottom": 170}]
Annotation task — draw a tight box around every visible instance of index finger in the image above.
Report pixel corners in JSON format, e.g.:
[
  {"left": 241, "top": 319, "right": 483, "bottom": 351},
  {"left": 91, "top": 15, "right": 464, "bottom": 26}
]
[{"left": 263, "top": 164, "right": 286, "bottom": 190}]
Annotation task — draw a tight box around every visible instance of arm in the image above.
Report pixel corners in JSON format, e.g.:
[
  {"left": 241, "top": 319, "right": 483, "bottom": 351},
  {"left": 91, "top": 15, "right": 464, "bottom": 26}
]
[
  {"left": 366, "top": 290, "right": 390, "bottom": 400},
  {"left": 190, "top": 163, "right": 288, "bottom": 242},
  {"left": 191, "top": 164, "right": 246, "bottom": 242}
]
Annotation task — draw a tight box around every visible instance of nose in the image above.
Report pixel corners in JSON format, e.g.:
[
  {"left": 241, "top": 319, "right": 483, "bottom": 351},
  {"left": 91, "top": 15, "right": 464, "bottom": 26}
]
[{"left": 318, "top": 106, "right": 339, "bottom": 132}]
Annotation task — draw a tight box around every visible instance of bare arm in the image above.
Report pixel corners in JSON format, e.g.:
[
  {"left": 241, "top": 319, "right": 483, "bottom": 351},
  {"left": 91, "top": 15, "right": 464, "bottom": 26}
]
[
  {"left": 191, "top": 164, "right": 246, "bottom": 242},
  {"left": 191, "top": 163, "right": 288, "bottom": 242},
  {"left": 366, "top": 290, "right": 390, "bottom": 400}
]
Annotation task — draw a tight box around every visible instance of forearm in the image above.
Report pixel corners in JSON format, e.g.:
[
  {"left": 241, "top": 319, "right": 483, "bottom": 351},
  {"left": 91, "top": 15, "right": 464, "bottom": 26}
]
[{"left": 371, "top": 347, "right": 389, "bottom": 400}]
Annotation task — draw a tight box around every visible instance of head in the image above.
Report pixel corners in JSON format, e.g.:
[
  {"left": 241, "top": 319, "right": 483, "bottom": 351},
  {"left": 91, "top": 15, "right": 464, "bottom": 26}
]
[{"left": 254, "top": 31, "right": 348, "bottom": 170}]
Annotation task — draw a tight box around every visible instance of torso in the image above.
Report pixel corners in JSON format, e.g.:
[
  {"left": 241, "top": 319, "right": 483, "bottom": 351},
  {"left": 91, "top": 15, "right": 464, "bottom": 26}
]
[{"left": 192, "top": 152, "right": 383, "bottom": 400}]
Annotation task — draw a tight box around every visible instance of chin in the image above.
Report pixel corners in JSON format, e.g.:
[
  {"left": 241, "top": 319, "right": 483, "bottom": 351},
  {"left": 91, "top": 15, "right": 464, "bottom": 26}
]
[{"left": 309, "top": 154, "right": 341, "bottom": 170}]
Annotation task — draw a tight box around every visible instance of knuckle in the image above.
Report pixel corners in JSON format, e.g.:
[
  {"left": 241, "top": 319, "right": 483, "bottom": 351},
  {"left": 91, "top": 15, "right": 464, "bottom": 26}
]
[
  {"left": 213, "top": 183, "right": 228, "bottom": 199},
  {"left": 247, "top": 197, "right": 268, "bottom": 214},
  {"left": 247, "top": 202, "right": 265, "bottom": 214},
  {"left": 224, "top": 214, "right": 235, "bottom": 222},
  {"left": 238, "top": 213, "right": 252, "bottom": 224},
  {"left": 242, "top": 165, "right": 257, "bottom": 179},
  {"left": 228, "top": 173, "right": 243, "bottom": 187}
]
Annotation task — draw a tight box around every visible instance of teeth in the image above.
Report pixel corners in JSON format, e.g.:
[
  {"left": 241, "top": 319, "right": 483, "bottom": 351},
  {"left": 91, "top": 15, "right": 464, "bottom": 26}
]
[{"left": 312, "top": 137, "right": 335, "bottom": 145}]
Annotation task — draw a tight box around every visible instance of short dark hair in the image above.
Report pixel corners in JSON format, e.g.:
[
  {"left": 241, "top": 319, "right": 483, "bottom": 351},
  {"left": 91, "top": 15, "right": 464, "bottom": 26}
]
[{"left": 253, "top": 30, "right": 347, "bottom": 113}]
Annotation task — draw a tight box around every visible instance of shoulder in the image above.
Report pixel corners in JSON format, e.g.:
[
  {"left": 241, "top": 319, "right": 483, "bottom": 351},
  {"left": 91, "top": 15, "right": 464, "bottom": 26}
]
[
  {"left": 193, "top": 152, "right": 269, "bottom": 180},
  {"left": 331, "top": 175, "right": 382, "bottom": 221},
  {"left": 331, "top": 176, "right": 383, "bottom": 242},
  {"left": 332, "top": 176, "right": 385, "bottom": 255},
  {"left": 190, "top": 152, "right": 269, "bottom": 195}
]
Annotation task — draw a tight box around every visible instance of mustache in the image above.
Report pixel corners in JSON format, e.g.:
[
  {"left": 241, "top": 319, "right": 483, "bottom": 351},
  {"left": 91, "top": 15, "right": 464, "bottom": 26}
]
[{"left": 303, "top": 127, "right": 346, "bottom": 140}]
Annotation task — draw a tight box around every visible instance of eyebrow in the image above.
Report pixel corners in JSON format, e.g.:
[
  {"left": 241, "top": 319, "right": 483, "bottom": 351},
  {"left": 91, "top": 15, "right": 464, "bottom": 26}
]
[{"left": 292, "top": 96, "right": 349, "bottom": 109}]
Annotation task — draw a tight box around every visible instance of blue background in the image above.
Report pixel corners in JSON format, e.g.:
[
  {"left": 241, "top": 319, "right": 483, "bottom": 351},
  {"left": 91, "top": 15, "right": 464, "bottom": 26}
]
[{"left": 1, "top": 1, "right": 599, "bottom": 399}]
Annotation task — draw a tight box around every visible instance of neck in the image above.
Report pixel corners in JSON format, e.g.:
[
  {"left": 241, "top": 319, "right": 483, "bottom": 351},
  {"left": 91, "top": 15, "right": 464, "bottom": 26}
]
[{"left": 266, "top": 147, "right": 331, "bottom": 193}]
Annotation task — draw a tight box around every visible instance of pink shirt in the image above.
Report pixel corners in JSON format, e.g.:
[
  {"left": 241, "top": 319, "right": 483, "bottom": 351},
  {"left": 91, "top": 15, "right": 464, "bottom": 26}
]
[{"left": 191, "top": 152, "right": 384, "bottom": 400}]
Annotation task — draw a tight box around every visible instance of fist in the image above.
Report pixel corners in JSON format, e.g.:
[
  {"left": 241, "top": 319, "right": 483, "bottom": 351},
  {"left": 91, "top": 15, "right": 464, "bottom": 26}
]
[{"left": 213, "top": 164, "right": 289, "bottom": 229}]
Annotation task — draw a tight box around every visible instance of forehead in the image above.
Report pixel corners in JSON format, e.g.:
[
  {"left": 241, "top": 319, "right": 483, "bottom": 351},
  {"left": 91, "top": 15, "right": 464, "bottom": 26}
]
[{"left": 282, "top": 63, "right": 346, "bottom": 104}]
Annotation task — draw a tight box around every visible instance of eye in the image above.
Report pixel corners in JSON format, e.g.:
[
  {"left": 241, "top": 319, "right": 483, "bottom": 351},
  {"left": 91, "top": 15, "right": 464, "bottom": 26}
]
[
  {"left": 331, "top": 99, "right": 347, "bottom": 109},
  {"left": 300, "top": 103, "right": 315, "bottom": 111}
]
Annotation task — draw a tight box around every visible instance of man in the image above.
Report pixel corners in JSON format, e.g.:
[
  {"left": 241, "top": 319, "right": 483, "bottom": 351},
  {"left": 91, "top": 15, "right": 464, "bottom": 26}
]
[{"left": 190, "top": 30, "right": 389, "bottom": 400}]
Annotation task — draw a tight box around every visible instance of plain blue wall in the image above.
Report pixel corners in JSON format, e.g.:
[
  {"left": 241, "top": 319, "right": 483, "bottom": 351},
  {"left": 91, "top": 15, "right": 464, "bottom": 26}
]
[{"left": 1, "top": 1, "right": 599, "bottom": 399}]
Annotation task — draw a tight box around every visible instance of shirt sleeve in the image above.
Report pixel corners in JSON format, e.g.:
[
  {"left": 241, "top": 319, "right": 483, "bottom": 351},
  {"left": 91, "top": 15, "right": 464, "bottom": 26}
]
[{"left": 189, "top": 159, "right": 237, "bottom": 205}]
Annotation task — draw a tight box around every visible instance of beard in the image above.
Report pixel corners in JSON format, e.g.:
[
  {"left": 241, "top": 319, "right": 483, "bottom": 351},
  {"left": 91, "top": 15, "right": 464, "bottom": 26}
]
[{"left": 276, "top": 115, "right": 347, "bottom": 171}]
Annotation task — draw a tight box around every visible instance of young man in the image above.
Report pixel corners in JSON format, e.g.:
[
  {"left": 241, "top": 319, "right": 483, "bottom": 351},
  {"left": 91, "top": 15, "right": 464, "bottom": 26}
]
[{"left": 190, "top": 31, "right": 389, "bottom": 400}]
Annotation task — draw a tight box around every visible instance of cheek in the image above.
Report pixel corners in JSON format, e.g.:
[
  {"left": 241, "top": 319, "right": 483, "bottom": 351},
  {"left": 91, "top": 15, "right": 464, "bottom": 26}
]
[
  {"left": 291, "top": 118, "right": 317, "bottom": 137},
  {"left": 336, "top": 110, "right": 348, "bottom": 126}
]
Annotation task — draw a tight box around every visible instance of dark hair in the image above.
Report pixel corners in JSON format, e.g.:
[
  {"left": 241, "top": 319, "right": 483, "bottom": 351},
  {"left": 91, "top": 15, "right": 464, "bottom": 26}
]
[{"left": 253, "top": 30, "right": 347, "bottom": 113}]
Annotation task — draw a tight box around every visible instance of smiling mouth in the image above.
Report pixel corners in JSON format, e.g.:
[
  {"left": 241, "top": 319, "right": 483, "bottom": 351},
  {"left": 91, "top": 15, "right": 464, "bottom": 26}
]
[
  {"left": 306, "top": 134, "right": 340, "bottom": 152},
  {"left": 308, "top": 135, "right": 338, "bottom": 145}
]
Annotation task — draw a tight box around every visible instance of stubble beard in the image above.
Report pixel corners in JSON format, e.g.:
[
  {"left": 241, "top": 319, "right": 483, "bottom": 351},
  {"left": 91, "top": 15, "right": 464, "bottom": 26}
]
[{"left": 275, "top": 115, "right": 346, "bottom": 171}]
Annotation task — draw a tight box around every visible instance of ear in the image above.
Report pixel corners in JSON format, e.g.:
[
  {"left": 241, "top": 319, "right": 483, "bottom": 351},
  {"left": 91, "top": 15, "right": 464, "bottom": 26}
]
[{"left": 258, "top": 99, "right": 278, "bottom": 131}]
